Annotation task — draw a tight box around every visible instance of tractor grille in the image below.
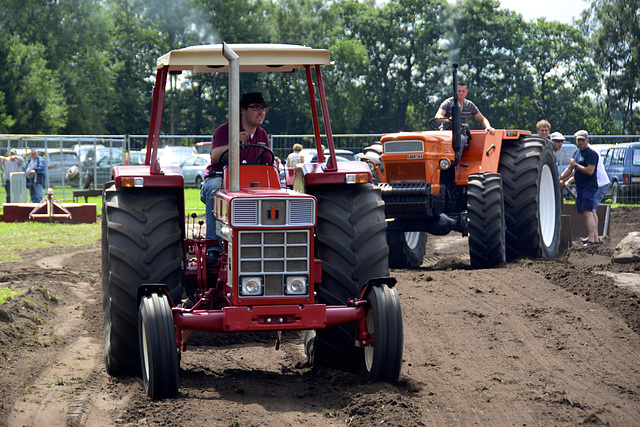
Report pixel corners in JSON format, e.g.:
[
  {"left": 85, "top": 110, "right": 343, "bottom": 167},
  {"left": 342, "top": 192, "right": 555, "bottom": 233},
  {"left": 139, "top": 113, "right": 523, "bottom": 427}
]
[
  {"left": 385, "top": 162, "right": 426, "bottom": 182},
  {"left": 238, "top": 230, "right": 310, "bottom": 296},
  {"left": 384, "top": 140, "right": 424, "bottom": 153},
  {"left": 232, "top": 198, "right": 315, "bottom": 226}
]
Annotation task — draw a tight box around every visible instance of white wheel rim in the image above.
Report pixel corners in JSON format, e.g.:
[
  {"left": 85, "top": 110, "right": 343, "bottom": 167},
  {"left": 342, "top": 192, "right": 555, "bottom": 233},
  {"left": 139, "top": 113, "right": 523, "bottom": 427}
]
[
  {"left": 364, "top": 309, "right": 374, "bottom": 371},
  {"left": 538, "top": 164, "right": 556, "bottom": 246},
  {"left": 141, "top": 320, "right": 150, "bottom": 380},
  {"left": 404, "top": 232, "right": 421, "bottom": 250}
]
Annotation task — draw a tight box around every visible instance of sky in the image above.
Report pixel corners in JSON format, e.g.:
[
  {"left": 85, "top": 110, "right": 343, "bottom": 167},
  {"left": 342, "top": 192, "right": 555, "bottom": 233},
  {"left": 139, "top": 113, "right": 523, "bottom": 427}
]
[{"left": 496, "top": 0, "right": 590, "bottom": 24}]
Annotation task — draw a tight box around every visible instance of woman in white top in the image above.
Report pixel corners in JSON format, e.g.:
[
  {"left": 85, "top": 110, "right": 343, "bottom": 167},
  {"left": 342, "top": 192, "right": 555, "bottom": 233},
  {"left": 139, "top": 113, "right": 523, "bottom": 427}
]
[{"left": 286, "top": 143, "right": 305, "bottom": 169}]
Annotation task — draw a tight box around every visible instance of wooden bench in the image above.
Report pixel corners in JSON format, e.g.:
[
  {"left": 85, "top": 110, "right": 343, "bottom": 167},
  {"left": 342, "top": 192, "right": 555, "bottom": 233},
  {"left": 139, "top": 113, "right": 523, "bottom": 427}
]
[{"left": 73, "top": 189, "right": 102, "bottom": 203}]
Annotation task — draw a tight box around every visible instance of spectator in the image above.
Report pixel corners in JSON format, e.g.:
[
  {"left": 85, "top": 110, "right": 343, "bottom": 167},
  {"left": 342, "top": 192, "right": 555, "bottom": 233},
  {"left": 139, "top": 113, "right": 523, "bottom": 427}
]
[
  {"left": 550, "top": 132, "right": 564, "bottom": 156},
  {"left": 311, "top": 144, "right": 325, "bottom": 163},
  {"left": 286, "top": 143, "right": 305, "bottom": 169},
  {"left": 536, "top": 120, "right": 551, "bottom": 140},
  {"left": 201, "top": 92, "right": 274, "bottom": 244},
  {"left": 0, "top": 148, "right": 25, "bottom": 203},
  {"left": 559, "top": 130, "right": 599, "bottom": 246},
  {"left": 26, "top": 148, "right": 46, "bottom": 203}
]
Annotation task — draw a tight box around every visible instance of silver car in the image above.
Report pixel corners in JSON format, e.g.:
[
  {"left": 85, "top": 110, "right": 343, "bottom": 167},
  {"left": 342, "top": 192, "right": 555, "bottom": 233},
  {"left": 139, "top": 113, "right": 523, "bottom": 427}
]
[{"left": 180, "top": 154, "right": 210, "bottom": 188}]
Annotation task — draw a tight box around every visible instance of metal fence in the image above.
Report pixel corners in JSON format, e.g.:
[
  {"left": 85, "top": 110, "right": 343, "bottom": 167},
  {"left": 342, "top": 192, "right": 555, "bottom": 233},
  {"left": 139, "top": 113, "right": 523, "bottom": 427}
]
[{"left": 2, "top": 132, "right": 639, "bottom": 208}]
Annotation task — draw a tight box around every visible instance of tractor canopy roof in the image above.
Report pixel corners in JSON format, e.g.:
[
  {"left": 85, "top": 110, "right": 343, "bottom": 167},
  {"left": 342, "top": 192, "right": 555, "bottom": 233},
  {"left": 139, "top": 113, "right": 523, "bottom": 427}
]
[{"left": 155, "top": 43, "right": 332, "bottom": 73}]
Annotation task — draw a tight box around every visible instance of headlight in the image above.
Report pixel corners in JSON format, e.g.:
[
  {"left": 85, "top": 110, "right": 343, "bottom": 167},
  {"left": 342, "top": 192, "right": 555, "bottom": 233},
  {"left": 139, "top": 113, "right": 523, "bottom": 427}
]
[
  {"left": 439, "top": 158, "right": 451, "bottom": 170},
  {"left": 240, "top": 276, "right": 263, "bottom": 296},
  {"left": 285, "top": 276, "right": 308, "bottom": 295}
]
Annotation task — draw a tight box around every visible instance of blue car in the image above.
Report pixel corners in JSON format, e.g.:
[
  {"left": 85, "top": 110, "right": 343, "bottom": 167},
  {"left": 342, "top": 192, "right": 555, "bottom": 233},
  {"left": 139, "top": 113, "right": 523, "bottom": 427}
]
[{"left": 602, "top": 142, "right": 640, "bottom": 204}]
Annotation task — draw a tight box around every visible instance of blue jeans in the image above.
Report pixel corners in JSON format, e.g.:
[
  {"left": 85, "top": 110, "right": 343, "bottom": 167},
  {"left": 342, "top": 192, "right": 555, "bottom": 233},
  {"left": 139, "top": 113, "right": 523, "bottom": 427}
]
[
  {"left": 28, "top": 181, "right": 44, "bottom": 203},
  {"left": 594, "top": 183, "right": 610, "bottom": 206},
  {"left": 200, "top": 175, "right": 223, "bottom": 244},
  {"left": 4, "top": 181, "right": 10, "bottom": 203}
]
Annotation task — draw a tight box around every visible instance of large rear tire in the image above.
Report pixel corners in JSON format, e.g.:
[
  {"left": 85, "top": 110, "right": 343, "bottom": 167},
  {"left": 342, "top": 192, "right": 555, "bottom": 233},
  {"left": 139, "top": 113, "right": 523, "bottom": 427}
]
[
  {"left": 139, "top": 292, "right": 179, "bottom": 400},
  {"left": 498, "top": 137, "right": 561, "bottom": 261},
  {"left": 363, "top": 284, "right": 403, "bottom": 381},
  {"left": 102, "top": 184, "right": 183, "bottom": 376},
  {"left": 307, "top": 183, "right": 389, "bottom": 373},
  {"left": 387, "top": 231, "right": 427, "bottom": 269},
  {"left": 361, "top": 144, "right": 383, "bottom": 184},
  {"left": 467, "top": 173, "right": 506, "bottom": 268}
]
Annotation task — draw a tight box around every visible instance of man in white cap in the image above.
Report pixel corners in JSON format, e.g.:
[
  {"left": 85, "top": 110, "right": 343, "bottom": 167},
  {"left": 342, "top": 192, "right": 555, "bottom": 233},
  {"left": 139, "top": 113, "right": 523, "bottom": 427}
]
[
  {"left": 550, "top": 131, "right": 565, "bottom": 156},
  {"left": 0, "top": 148, "right": 25, "bottom": 203},
  {"left": 559, "top": 130, "right": 599, "bottom": 246}
]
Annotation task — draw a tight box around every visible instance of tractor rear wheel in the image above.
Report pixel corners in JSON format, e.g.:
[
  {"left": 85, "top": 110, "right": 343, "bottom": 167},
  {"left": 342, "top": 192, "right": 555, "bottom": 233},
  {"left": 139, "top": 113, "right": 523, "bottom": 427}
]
[
  {"left": 307, "top": 183, "right": 389, "bottom": 373},
  {"left": 363, "top": 284, "right": 403, "bottom": 381},
  {"left": 387, "top": 231, "right": 427, "bottom": 269},
  {"left": 362, "top": 143, "right": 383, "bottom": 184},
  {"left": 498, "top": 137, "right": 561, "bottom": 261},
  {"left": 102, "top": 184, "right": 183, "bottom": 376},
  {"left": 467, "top": 173, "right": 506, "bottom": 268},
  {"left": 139, "top": 292, "right": 179, "bottom": 399}
]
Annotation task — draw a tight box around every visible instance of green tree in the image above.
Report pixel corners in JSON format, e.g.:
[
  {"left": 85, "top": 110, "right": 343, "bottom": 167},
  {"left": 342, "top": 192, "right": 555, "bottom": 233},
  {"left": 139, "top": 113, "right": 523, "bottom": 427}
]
[
  {"left": 448, "top": 0, "right": 528, "bottom": 129},
  {"left": 519, "top": 19, "right": 599, "bottom": 133},
  {"left": 3, "top": 38, "right": 67, "bottom": 133},
  {"left": 339, "top": 0, "right": 448, "bottom": 133},
  {"left": 580, "top": 0, "right": 640, "bottom": 134}
]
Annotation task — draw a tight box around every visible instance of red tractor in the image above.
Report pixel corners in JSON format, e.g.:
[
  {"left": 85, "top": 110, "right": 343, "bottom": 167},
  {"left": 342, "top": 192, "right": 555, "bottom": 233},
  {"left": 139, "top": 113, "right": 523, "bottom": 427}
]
[
  {"left": 361, "top": 64, "right": 562, "bottom": 269},
  {"left": 101, "top": 43, "right": 403, "bottom": 399}
]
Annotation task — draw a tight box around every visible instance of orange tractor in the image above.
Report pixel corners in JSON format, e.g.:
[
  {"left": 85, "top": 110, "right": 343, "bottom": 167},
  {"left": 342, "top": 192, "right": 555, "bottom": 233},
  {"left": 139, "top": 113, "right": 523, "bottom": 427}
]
[{"left": 362, "top": 64, "right": 562, "bottom": 269}]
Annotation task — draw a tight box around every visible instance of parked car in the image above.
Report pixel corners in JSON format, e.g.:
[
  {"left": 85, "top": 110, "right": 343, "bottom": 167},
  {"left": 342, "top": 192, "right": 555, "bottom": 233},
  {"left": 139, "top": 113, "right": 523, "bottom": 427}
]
[
  {"left": 603, "top": 142, "right": 640, "bottom": 203},
  {"left": 46, "top": 149, "right": 80, "bottom": 185},
  {"left": 75, "top": 143, "right": 106, "bottom": 166},
  {"left": 299, "top": 148, "right": 355, "bottom": 163},
  {"left": 83, "top": 148, "right": 124, "bottom": 188},
  {"left": 194, "top": 141, "right": 212, "bottom": 154},
  {"left": 180, "top": 154, "right": 210, "bottom": 188},
  {"left": 158, "top": 146, "right": 196, "bottom": 167},
  {"left": 126, "top": 150, "right": 146, "bottom": 166}
]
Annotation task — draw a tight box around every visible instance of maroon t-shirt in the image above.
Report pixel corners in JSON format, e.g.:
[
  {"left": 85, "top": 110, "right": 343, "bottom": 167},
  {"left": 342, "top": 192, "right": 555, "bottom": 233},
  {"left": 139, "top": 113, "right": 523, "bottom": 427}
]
[{"left": 205, "top": 122, "right": 272, "bottom": 177}]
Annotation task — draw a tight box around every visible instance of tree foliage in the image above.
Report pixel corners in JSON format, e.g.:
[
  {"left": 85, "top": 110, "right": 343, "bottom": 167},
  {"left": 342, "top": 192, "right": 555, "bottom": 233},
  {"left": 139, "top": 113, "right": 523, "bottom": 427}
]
[
  {"left": 0, "top": 0, "right": 635, "bottom": 136},
  {"left": 579, "top": 0, "right": 640, "bottom": 134}
]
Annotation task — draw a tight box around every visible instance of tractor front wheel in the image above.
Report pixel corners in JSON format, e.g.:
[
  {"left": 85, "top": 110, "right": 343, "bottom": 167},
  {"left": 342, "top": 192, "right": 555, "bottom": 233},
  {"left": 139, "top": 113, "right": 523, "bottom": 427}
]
[
  {"left": 307, "top": 183, "right": 390, "bottom": 373},
  {"left": 467, "top": 173, "right": 506, "bottom": 268},
  {"left": 387, "top": 231, "right": 427, "bottom": 269},
  {"left": 363, "top": 284, "right": 403, "bottom": 381},
  {"left": 139, "top": 292, "right": 179, "bottom": 399},
  {"left": 102, "top": 184, "right": 182, "bottom": 376}
]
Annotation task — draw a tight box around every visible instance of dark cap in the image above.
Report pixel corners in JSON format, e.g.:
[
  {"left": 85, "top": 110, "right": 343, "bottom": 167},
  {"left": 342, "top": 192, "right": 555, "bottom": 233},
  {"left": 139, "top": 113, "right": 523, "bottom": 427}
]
[{"left": 240, "top": 92, "right": 272, "bottom": 108}]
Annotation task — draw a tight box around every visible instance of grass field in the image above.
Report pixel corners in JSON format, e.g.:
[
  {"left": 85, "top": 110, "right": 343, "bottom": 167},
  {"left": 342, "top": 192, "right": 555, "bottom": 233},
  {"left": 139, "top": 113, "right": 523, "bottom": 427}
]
[{"left": 0, "top": 187, "right": 204, "bottom": 263}]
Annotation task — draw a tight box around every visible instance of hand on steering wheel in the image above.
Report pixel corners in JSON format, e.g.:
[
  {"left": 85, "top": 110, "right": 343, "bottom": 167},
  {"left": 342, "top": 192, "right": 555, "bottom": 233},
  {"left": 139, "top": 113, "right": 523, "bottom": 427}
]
[{"left": 218, "top": 143, "right": 275, "bottom": 167}]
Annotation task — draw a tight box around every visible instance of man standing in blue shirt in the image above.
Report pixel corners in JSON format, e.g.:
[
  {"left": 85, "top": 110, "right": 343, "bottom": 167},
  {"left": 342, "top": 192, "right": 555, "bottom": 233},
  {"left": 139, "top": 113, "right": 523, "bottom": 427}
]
[
  {"left": 559, "top": 130, "right": 599, "bottom": 246},
  {"left": 26, "top": 148, "right": 46, "bottom": 203}
]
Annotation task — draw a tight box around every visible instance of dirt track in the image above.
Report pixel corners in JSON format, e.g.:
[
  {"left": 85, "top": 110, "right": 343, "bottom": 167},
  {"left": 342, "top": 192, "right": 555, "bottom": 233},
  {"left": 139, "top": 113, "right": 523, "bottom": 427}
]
[{"left": 1, "top": 206, "right": 639, "bottom": 426}]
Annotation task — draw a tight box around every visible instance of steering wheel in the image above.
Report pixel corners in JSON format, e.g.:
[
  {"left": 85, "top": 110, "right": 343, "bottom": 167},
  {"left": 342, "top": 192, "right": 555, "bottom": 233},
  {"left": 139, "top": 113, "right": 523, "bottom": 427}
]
[
  {"left": 218, "top": 143, "right": 275, "bottom": 168},
  {"left": 428, "top": 118, "right": 442, "bottom": 130}
]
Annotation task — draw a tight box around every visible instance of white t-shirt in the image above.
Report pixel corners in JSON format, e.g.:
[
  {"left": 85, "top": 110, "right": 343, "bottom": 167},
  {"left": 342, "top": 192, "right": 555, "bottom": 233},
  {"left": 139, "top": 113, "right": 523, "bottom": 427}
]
[
  {"left": 595, "top": 151, "right": 610, "bottom": 187},
  {"left": 286, "top": 152, "right": 305, "bottom": 169}
]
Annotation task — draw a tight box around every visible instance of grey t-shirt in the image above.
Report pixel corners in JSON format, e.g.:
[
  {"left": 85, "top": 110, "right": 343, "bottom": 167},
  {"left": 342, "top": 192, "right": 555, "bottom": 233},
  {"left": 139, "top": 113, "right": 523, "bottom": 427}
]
[{"left": 439, "top": 97, "right": 480, "bottom": 124}]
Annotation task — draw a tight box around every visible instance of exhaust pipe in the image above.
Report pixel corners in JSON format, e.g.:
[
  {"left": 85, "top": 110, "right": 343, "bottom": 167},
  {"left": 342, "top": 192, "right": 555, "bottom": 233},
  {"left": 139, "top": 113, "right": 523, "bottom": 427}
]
[
  {"left": 222, "top": 42, "right": 240, "bottom": 192},
  {"left": 451, "top": 63, "right": 463, "bottom": 167}
]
